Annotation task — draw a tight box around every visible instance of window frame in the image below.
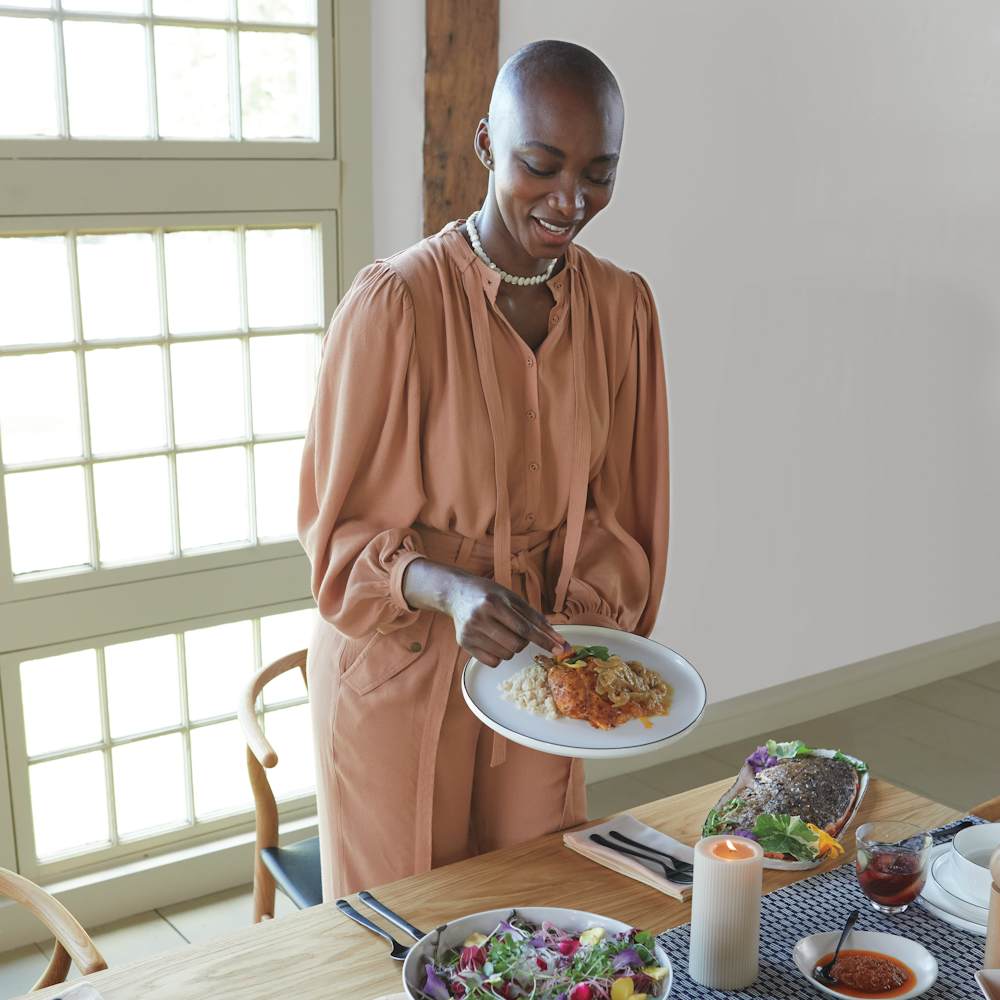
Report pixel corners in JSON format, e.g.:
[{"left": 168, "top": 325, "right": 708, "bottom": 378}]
[
  {"left": 0, "top": 0, "right": 373, "bottom": 884},
  {"left": 0, "top": 1, "right": 336, "bottom": 159},
  {"left": 0, "top": 208, "right": 337, "bottom": 607}
]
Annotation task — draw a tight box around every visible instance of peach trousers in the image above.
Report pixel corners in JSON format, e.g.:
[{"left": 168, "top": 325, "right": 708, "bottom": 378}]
[{"left": 307, "top": 524, "right": 588, "bottom": 900}]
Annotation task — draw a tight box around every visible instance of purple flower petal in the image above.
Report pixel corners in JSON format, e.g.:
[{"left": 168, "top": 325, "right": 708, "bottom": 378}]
[
  {"left": 422, "top": 963, "right": 450, "bottom": 1000},
  {"left": 613, "top": 947, "right": 642, "bottom": 970}
]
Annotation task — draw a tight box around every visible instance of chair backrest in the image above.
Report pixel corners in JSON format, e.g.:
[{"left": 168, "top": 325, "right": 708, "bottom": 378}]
[
  {"left": 0, "top": 867, "right": 107, "bottom": 991},
  {"left": 237, "top": 649, "right": 309, "bottom": 858}
]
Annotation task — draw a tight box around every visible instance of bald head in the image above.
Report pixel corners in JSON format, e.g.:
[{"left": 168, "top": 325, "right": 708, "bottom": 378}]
[{"left": 489, "top": 40, "right": 622, "bottom": 132}]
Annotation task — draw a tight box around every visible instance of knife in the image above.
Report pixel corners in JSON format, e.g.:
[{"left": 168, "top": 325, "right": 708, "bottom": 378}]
[{"left": 358, "top": 889, "right": 426, "bottom": 940}]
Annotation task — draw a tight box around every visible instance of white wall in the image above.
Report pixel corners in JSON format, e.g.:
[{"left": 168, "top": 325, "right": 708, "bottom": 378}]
[
  {"left": 374, "top": 1, "right": 1000, "bottom": 702},
  {"left": 370, "top": 0, "right": 424, "bottom": 258}
]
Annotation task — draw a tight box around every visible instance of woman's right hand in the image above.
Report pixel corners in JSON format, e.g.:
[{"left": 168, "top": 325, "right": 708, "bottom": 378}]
[{"left": 402, "top": 559, "right": 565, "bottom": 667}]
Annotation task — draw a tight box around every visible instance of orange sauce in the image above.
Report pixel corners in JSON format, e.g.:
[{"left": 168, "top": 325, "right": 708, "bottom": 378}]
[{"left": 816, "top": 950, "right": 917, "bottom": 998}]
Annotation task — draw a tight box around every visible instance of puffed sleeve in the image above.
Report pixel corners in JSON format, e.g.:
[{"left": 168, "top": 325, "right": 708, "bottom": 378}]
[
  {"left": 555, "top": 273, "right": 669, "bottom": 637},
  {"left": 297, "top": 262, "right": 427, "bottom": 638}
]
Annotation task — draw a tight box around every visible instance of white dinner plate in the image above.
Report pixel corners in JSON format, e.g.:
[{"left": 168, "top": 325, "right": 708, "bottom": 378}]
[
  {"left": 927, "top": 848, "right": 990, "bottom": 919},
  {"left": 462, "top": 625, "right": 707, "bottom": 759},
  {"left": 792, "top": 930, "right": 938, "bottom": 1000},
  {"left": 916, "top": 842, "right": 988, "bottom": 935}
]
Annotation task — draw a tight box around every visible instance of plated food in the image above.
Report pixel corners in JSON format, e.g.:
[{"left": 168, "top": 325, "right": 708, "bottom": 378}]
[
  {"left": 412, "top": 912, "right": 670, "bottom": 1000},
  {"left": 463, "top": 624, "right": 707, "bottom": 760},
  {"left": 500, "top": 643, "right": 673, "bottom": 730},
  {"left": 704, "top": 739, "right": 869, "bottom": 868}
]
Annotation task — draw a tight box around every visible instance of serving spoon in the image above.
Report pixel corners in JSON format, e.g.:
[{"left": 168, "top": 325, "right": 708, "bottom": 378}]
[{"left": 814, "top": 908, "right": 860, "bottom": 986}]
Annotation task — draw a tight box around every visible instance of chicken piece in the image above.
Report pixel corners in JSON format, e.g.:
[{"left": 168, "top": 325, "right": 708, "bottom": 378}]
[{"left": 539, "top": 656, "right": 646, "bottom": 730}]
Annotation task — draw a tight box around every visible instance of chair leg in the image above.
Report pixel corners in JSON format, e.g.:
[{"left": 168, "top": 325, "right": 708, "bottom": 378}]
[{"left": 252, "top": 858, "right": 277, "bottom": 923}]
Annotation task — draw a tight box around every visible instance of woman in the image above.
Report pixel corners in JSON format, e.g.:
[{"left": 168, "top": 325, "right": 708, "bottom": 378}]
[{"left": 299, "top": 39, "right": 668, "bottom": 899}]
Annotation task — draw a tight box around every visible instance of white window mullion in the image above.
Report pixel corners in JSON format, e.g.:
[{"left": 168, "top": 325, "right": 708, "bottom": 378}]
[
  {"left": 175, "top": 633, "right": 196, "bottom": 827},
  {"left": 228, "top": 0, "right": 243, "bottom": 142},
  {"left": 67, "top": 232, "right": 100, "bottom": 571},
  {"left": 51, "top": 0, "right": 71, "bottom": 140},
  {"left": 144, "top": 0, "right": 160, "bottom": 142},
  {"left": 95, "top": 647, "right": 120, "bottom": 850}
]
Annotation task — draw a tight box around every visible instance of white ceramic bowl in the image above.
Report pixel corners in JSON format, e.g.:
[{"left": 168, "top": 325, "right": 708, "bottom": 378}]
[
  {"left": 952, "top": 823, "right": 1000, "bottom": 907},
  {"left": 402, "top": 906, "right": 672, "bottom": 999},
  {"left": 792, "top": 930, "right": 938, "bottom": 1000}
]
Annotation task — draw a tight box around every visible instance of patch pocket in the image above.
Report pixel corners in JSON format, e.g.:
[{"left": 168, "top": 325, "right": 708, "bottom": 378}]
[{"left": 341, "top": 612, "right": 434, "bottom": 696}]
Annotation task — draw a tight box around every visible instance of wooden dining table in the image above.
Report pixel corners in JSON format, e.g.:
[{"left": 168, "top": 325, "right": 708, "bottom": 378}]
[{"left": 18, "top": 777, "right": 961, "bottom": 999}]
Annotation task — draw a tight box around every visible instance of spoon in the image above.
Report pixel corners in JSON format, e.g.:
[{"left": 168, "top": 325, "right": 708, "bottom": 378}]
[{"left": 814, "top": 908, "right": 860, "bottom": 986}]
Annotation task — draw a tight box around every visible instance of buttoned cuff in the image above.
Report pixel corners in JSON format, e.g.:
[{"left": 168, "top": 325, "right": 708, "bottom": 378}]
[{"left": 389, "top": 550, "right": 428, "bottom": 613}]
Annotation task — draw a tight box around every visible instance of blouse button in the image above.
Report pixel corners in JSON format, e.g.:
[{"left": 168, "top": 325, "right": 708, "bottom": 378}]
[
  {"left": 527, "top": 358, "right": 534, "bottom": 367},
  {"left": 408, "top": 641, "right": 423, "bottom": 653},
  {"left": 525, "top": 512, "right": 535, "bottom": 522},
  {"left": 528, "top": 462, "right": 539, "bottom": 472},
  {"left": 526, "top": 410, "right": 536, "bottom": 420}
]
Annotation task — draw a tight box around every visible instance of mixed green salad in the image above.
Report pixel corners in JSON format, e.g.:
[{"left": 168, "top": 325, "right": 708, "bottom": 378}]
[
  {"left": 416, "top": 913, "right": 669, "bottom": 1000},
  {"left": 701, "top": 740, "right": 868, "bottom": 862}
]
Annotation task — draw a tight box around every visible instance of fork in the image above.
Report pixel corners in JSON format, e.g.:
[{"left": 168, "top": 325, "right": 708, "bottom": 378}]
[
  {"left": 607, "top": 829, "right": 695, "bottom": 872},
  {"left": 589, "top": 833, "right": 694, "bottom": 883},
  {"left": 335, "top": 897, "right": 410, "bottom": 960}
]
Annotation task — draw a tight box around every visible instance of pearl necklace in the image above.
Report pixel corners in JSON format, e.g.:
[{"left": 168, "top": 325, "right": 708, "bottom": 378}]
[{"left": 466, "top": 212, "right": 558, "bottom": 286}]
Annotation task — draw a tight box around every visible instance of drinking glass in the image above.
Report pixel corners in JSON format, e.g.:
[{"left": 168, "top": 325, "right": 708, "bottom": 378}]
[{"left": 855, "top": 821, "right": 932, "bottom": 913}]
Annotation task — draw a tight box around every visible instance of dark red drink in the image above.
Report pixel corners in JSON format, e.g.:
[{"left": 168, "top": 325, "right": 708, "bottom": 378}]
[{"left": 855, "top": 822, "right": 932, "bottom": 913}]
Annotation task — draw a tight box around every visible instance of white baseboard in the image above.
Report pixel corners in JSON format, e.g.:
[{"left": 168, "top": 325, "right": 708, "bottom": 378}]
[
  {"left": 2, "top": 621, "right": 997, "bottom": 954},
  {"left": 0, "top": 817, "right": 317, "bottom": 952},
  {"left": 584, "top": 619, "right": 1000, "bottom": 784}
]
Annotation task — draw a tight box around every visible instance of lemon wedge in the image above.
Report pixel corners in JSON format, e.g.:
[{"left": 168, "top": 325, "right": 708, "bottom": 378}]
[{"left": 579, "top": 926, "right": 605, "bottom": 946}]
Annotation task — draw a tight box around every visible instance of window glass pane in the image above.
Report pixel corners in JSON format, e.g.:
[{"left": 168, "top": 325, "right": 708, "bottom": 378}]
[
  {"left": 30, "top": 752, "right": 110, "bottom": 859},
  {"left": 249, "top": 333, "right": 316, "bottom": 435},
  {"left": 260, "top": 607, "right": 312, "bottom": 705},
  {"left": 2, "top": 2, "right": 52, "bottom": 9},
  {"left": 5, "top": 466, "right": 90, "bottom": 575},
  {"left": 0, "top": 352, "right": 82, "bottom": 464},
  {"left": 0, "top": 237, "right": 74, "bottom": 347},
  {"left": 64, "top": 21, "right": 150, "bottom": 138},
  {"left": 253, "top": 439, "right": 301, "bottom": 541},
  {"left": 239, "top": 31, "right": 315, "bottom": 139},
  {"left": 0, "top": 17, "right": 59, "bottom": 137},
  {"left": 164, "top": 230, "right": 240, "bottom": 334},
  {"left": 184, "top": 620, "right": 254, "bottom": 721},
  {"left": 20, "top": 650, "right": 101, "bottom": 758},
  {"left": 154, "top": 0, "right": 228, "bottom": 16},
  {"left": 94, "top": 458, "right": 173, "bottom": 564},
  {"left": 86, "top": 345, "right": 167, "bottom": 454},
  {"left": 105, "top": 635, "right": 181, "bottom": 738},
  {"left": 190, "top": 719, "right": 252, "bottom": 818},
  {"left": 263, "top": 704, "right": 313, "bottom": 800},
  {"left": 113, "top": 733, "right": 187, "bottom": 838},
  {"left": 176, "top": 446, "right": 249, "bottom": 550},
  {"left": 77, "top": 233, "right": 160, "bottom": 341},
  {"left": 239, "top": 0, "right": 315, "bottom": 25},
  {"left": 155, "top": 26, "right": 231, "bottom": 140},
  {"left": 170, "top": 339, "right": 245, "bottom": 444},
  {"left": 63, "top": 0, "right": 144, "bottom": 10},
  {"left": 245, "top": 228, "right": 318, "bottom": 328}
]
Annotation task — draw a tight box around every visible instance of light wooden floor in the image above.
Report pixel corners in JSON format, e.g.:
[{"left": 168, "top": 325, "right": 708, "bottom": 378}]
[{"left": 3, "top": 661, "right": 998, "bottom": 997}]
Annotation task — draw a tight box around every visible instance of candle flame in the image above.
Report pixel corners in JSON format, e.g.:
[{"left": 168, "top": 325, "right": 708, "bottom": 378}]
[{"left": 725, "top": 839, "right": 737, "bottom": 851}]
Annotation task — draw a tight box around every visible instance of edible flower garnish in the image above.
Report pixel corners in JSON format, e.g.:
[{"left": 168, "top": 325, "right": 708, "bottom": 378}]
[
  {"left": 611, "top": 977, "right": 648, "bottom": 1000},
  {"left": 806, "top": 822, "right": 845, "bottom": 859}
]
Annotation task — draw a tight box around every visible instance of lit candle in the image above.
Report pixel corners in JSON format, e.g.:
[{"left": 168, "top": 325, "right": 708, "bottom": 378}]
[{"left": 688, "top": 835, "right": 764, "bottom": 990}]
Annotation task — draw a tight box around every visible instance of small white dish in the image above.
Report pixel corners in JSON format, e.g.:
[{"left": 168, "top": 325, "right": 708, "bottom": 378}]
[
  {"left": 952, "top": 823, "right": 1000, "bottom": 907},
  {"left": 928, "top": 848, "right": 989, "bottom": 920},
  {"left": 792, "top": 930, "right": 938, "bottom": 999},
  {"left": 462, "top": 625, "right": 707, "bottom": 759},
  {"left": 977, "top": 969, "right": 1000, "bottom": 1000}
]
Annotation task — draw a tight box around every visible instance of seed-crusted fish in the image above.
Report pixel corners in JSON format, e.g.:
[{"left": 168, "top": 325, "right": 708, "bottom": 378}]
[{"left": 716, "top": 756, "right": 860, "bottom": 836}]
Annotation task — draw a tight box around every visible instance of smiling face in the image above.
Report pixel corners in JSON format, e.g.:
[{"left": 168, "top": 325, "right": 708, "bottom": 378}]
[{"left": 475, "top": 57, "right": 624, "bottom": 268}]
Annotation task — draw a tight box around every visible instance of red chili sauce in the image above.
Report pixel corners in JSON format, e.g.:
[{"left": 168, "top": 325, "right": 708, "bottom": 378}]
[{"left": 815, "top": 949, "right": 917, "bottom": 997}]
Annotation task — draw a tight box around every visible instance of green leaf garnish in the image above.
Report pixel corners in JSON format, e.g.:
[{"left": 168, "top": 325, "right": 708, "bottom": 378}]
[
  {"left": 833, "top": 749, "right": 869, "bottom": 773},
  {"left": 753, "top": 813, "right": 820, "bottom": 860},
  {"left": 564, "top": 644, "right": 612, "bottom": 663},
  {"left": 702, "top": 797, "right": 744, "bottom": 837},
  {"left": 765, "top": 739, "right": 812, "bottom": 759}
]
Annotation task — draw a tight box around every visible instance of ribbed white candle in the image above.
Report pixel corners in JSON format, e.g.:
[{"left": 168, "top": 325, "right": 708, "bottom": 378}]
[{"left": 688, "top": 835, "right": 764, "bottom": 990}]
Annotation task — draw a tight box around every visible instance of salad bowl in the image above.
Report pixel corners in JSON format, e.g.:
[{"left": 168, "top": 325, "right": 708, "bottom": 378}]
[{"left": 401, "top": 905, "right": 672, "bottom": 999}]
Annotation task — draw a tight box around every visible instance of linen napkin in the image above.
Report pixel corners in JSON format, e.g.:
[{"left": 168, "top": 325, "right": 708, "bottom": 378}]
[
  {"left": 54, "top": 985, "right": 104, "bottom": 1000},
  {"left": 563, "top": 813, "right": 694, "bottom": 901}
]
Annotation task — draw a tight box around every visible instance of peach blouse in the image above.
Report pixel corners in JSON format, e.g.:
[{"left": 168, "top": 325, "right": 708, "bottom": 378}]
[{"left": 299, "top": 221, "right": 669, "bottom": 641}]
